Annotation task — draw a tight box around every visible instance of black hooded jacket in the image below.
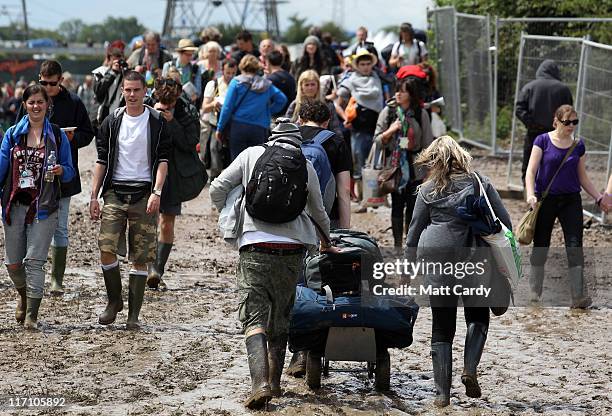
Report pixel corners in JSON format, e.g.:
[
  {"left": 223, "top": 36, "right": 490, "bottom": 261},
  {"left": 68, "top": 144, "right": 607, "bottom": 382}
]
[
  {"left": 16, "top": 86, "right": 95, "bottom": 197},
  {"left": 515, "top": 60, "right": 573, "bottom": 132}
]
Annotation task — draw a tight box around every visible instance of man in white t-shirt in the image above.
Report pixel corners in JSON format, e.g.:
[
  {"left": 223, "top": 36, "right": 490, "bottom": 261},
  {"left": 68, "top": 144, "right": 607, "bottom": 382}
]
[
  {"left": 389, "top": 22, "right": 428, "bottom": 70},
  {"left": 90, "top": 70, "right": 171, "bottom": 330},
  {"left": 200, "top": 59, "right": 238, "bottom": 178}
]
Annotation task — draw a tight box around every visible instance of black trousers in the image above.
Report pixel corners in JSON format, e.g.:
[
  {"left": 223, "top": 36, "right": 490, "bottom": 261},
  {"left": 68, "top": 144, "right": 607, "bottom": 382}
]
[
  {"left": 431, "top": 295, "right": 490, "bottom": 343},
  {"left": 531, "top": 192, "right": 583, "bottom": 268},
  {"left": 391, "top": 181, "right": 420, "bottom": 226},
  {"left": 522, "top": 129, "right": 548, "bottom": 184}
]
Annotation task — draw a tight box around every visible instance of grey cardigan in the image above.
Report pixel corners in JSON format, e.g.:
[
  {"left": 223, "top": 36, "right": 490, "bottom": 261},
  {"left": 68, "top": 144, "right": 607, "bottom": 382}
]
[{"left": 209, "top": 137, "right": 331, "bottom": 249}]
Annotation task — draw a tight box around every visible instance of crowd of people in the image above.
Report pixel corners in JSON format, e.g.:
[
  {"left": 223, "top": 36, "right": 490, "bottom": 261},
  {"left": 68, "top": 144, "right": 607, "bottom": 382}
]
[{"left": 0, "top": 21, "right": 609, "bottom": 411}]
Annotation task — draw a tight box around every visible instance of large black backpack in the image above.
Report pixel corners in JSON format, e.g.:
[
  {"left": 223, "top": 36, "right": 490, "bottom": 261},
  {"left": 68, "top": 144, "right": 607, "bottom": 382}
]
[{"left": 245, "top": 140, "right": 309, "bottom": 223}]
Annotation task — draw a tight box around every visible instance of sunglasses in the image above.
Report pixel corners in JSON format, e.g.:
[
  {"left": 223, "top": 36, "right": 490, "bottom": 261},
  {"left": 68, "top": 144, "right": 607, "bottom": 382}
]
[
  {"left": 155, "top": 78, "right": 179, "bottom": 89},
  {"left": 558, "top": 118, "right": 579, "bottom": 126},
  {"left": 39, "top": 80, "right": 59, "bottom": 87}
]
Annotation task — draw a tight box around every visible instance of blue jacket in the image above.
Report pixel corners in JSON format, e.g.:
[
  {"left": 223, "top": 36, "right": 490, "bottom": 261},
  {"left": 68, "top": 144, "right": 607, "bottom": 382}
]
[
  {"left": 217, "top": 74, "right": 287, "bottom": 133},
  {"left": 0, "top": 116, "right": 75, "bottom": 222}
]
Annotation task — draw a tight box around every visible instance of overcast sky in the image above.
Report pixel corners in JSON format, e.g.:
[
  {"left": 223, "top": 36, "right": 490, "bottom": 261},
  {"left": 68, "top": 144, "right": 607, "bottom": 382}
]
[{"left": 2, "top": 0, "right": 434, "bottom": 34}]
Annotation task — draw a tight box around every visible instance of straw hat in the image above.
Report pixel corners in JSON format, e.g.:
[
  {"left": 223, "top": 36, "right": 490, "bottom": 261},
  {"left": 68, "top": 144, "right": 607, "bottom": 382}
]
[
  {"left": 175, "top": 38, "right": 199, "bottom": 53},
  {"left": 353, "top": 48, "right": 378, "bottom": 66}
]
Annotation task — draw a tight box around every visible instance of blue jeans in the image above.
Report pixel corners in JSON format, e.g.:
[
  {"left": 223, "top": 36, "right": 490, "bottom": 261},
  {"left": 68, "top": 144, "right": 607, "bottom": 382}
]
[
  {"left": 3, "top": 202, "right": 59, "bottom": 298},
  {"left": 351, "top": 130, "right": 374, "bottom": 179},
  {"left": 228, "top": 121, "right": 268, "bottom": 161},
  {"left": 51, "top": 196, "right": 71, "bottom": 248}
]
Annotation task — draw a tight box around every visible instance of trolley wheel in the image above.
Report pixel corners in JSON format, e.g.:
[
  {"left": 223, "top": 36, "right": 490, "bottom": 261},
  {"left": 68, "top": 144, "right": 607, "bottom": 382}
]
[
  {"left": 367, "top": 362, "right": 375, "bottom": 379},
  {"left": 375, "top": 351, "right": 391, "bottom": 391},
  {"left": 323, "top": 358, "right": 330, "bottom": 377},
  {"left": 305, "top": 352, "right": 322, "bottom": 390}
]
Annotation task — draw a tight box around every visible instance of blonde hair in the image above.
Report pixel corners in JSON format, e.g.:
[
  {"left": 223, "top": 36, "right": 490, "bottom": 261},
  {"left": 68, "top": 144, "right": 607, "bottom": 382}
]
[
  {"left": 415, "top": 135, "right": 473, "bottom": 196},
  {"left": 239, "top": 54, "right": 260, "bottom": 74},
  {"left": 292, "top": 69, "right": 321, "bottom": 122},
  {"left": 200, "top": 41, "right": 222, "bottom": 60}
]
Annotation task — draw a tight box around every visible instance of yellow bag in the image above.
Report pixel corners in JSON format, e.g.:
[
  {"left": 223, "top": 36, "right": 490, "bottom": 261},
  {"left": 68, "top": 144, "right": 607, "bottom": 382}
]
[{"left": 517, "top": 201, "right": 541, "bottom": 245}]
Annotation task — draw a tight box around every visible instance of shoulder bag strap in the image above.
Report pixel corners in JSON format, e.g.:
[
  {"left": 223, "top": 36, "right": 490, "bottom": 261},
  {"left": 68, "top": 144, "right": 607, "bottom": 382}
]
[{"left": 541, "top": 138, "right": 578, "bottom": 200}]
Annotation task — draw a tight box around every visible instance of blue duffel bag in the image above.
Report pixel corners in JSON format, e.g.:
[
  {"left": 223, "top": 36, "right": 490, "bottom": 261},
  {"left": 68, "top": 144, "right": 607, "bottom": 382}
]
[{"left": 288, "top": 286, "right": 419, "bottom": 353}]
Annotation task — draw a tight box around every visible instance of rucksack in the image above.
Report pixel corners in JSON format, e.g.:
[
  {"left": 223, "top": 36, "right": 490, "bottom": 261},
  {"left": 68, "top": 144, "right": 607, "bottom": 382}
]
[
  {"left": 301, "top": 130, "right": 336, "bottom": 214},
  {"left": 245, "top": 140, "right": 309, "bottom": 223}
]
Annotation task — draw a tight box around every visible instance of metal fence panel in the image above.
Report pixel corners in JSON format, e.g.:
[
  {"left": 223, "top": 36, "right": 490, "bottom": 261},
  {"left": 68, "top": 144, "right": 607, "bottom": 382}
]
[
  {"left": 576, "top": 41, "right": 612, "bottom": 223},
  {"left": 430, "top": 7, "right": 461, "bottom": 134},
  {"left": 507, "top": 34, "right": 583, "bottom": 190},
  {"left": 456, "top": 13, "right": 493, "bottom": 148}
]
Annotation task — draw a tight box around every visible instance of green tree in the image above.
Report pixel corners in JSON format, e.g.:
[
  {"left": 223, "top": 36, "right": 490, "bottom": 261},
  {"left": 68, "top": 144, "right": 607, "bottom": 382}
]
[
  {"left": 58, "top": 19, "right": 85, "bottom": 42},
  {"left": 320, "top": 21, "right": 349, "bottom": 43},
  {"left": 283, "top": 14, "right": 309, "bottom": 44}
]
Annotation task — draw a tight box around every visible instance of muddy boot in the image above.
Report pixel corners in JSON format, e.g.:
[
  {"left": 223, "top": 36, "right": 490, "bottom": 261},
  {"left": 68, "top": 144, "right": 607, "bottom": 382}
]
[
  {"left": 431, "top": 342, "right": 452, "bottom": 407},
  {"left": 244, "top": 333, "right": 272, "bottom": 409},
  {"left": 286, "top": 350, "right": 307, "bottom": 378},
  {"left": 391, "top": 217, "right": 404, "bottom": 248},
  {"left": 98, "top": 265, "right": 123, "bottom": 325},
  {"left": 15, "top": 287, "right": 27, "bottom": 324},
  {"left": 7, "top": 266, "right": 27, "bottom": 323},
  {"left": 127, "top": 273, "right": 146, "bottom": 330},
  {"left": 461, "top": 322, "right": 488, "bottom": 398},
  {"left": 529, "top": 265, "right": 545, "bottom": 303},
  {"left": 568, "top": 266, "right": 592, "bottom": 309},
  {"left": 50, "top": 246, "right": 68, "bottom": 295},
  {"left": 147, "top": 242, "right": 173, "bottom": 289},
  {"left": 24, "top": 297, "right": 42, "bottom": 330},
  {"left": 268, "top": 335, "right": 287, "bottom": 397}
]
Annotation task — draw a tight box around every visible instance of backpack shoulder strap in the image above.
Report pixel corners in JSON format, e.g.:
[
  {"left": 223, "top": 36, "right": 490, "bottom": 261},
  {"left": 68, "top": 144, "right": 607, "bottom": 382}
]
[{"left": 312, "top": 129, "right": 335, "bottom": 145}]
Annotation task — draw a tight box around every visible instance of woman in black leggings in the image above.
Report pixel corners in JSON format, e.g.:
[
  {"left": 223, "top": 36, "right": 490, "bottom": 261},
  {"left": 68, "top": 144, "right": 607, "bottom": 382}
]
[
  {"left": 406, "top": 136, "right": 512, "bottom": 407},
  {"left": 525, "top": 104, "right": 602, "bottom": 308}
]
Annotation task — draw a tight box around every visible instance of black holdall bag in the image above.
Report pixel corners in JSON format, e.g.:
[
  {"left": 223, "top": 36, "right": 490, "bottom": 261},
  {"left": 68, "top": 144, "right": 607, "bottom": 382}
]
[{"left": 245, "top": 139, "right": 309, "bottom": 223}]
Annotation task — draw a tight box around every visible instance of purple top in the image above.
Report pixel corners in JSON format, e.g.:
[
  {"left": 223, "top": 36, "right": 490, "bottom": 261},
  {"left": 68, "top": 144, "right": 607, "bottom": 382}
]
[{"left": 534, "top": 133, "right": 585, "bottom": 195}]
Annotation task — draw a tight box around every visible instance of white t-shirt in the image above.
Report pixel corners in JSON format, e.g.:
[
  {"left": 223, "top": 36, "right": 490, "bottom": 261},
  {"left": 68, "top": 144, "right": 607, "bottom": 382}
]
[
  {"left": 114, "top": 108, "right": 151, "bottom": 182},
  {"left": 239, "top": 231, "right": 301, "bottom": 249},
  {"left": 203, "top": 77, "right": 230, "bottom": 125},
  {"left": 392, "top": 40, "right": 428, "bottom": 66}
]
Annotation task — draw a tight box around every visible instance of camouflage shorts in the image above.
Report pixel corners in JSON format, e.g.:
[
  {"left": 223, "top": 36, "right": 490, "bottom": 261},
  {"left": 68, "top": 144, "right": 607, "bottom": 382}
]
[
  {"left": 98, "top": 191, "right": 158, "bottom": 264},
  {"left": 237, "top": 250, "right": 304, "bottom": 338}
]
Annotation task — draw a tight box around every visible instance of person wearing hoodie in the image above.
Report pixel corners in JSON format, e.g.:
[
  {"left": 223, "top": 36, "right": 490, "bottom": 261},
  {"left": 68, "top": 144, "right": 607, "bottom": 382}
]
[
  {"left": 1, "top": 84, "right": 75, "bottom": 330},
  {"left": 406, "top": 136, "right": 512, "bottom": 408},
  {"left": 209, "top": 122, "right": 336, "bottom": 409},
  {"left": 375, "top": 76, "right": 434, "bottom": 248},
  {"left": 516, "top": 59, "right": 573, "bottom": 184},
  {"left": 16, "top": 60, "right": 95, "bottom": 296},
  {"left": 216, "top": 55, "right": 287, "bottom": 160}
]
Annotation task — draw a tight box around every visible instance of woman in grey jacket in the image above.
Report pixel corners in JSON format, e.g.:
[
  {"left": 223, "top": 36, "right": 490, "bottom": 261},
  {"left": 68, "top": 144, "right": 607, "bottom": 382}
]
[{"left": 406, "top": 136, "right": 512, "bottom": 407}]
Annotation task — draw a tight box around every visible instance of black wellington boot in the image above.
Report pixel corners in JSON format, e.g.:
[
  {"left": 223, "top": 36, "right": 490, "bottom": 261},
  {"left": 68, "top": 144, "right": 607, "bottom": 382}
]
[
  {"left": 147, "top": 242, "right": 173, "bottom": 289},
  {"left": 98, "top": 265, "right": 123, "bottom": 325},
  {"left": 286, "top": 351, "right": 307, "bottom": 378},
  {"left": 461, "top": 322, "right": 488, "bottom": 398},
  {"left": 50, "top": 246, "right": 68, "bottom": 295},
  {"left": 391, "top": 217, "right": 404, "bottom": 248},
  {"left": 431, "top": 342, "right": 452, "bottom": 407},
  {"left": 126, "top": 273, "right": 146, "bottom": 329},
  {"left": 24, "top": 297, "right": 42, "bottom": 330},
  {"left": 568, "top": 266, "right": 592, "bottom": 309},
  {"left": 268, "top": 335, "right": 288, "bottom": 397},
  {"left": 244, "top": 333, "right": 272, "bottom": 409}
]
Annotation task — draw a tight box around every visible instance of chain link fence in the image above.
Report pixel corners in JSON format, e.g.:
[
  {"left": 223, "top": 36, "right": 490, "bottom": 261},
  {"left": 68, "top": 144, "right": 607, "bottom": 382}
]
[
  {"left": 576, "top": 40, "right": 612, "bottom": 223},
  {"left": 507, "top": 34, "right": 584, "bottom": 190}
]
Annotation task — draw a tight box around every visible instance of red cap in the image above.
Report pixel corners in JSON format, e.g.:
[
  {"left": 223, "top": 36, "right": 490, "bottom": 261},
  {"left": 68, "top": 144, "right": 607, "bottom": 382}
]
[{"left": 396, "top": 65, "right": 427, "bottom": 80}]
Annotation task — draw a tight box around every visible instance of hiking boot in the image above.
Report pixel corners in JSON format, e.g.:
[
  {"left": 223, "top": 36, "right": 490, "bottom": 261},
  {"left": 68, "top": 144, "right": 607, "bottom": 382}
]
[
  {"left": 244, "top": 333, "right": 272, "bottom": 409},
  {"left": 147, "top": 242, "right": 173, "bottom": 289},
  {"left": 431, "top": 342, "right": 452, "bottom": 407},
  {"left": 24, "top": 297, "right": 42, "bottom": 330},
  {"left": 49, "top": 246, "right": 68, "bottom": 295},
  {"left": 98, "top": 265, "right": 123, "bottom": 325},
  {"left": 461, "top": 322, "right": 488, "bottom": 398},
  {"left": 268, "top": 335, "right": 287, "bottom": 397},
  {"left": 127, "top": 273, "right": 146, "bottom": 329},
  {"left": 286, "top": 351, "right": 306, "bottom": 378},
  {"left": 15, "top": 286, "right": 27, "bottom": 324},
  {"left": 568, "top": 266, "right": 592, "bottom": 309}
]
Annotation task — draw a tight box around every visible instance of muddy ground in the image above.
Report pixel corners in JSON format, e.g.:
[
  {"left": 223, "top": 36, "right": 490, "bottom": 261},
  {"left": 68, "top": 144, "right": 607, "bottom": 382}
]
[{"left": 0, "top": 143, "right": 610, "bottom": 416}]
